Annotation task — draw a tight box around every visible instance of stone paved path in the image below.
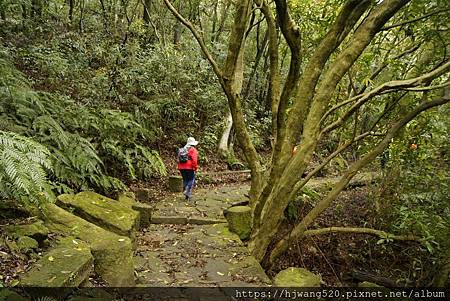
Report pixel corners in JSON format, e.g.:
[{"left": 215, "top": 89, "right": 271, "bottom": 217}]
[
  {"left": 150, "top": 185, "right": 250, "bottom": 224},
  {"left": 134, "top": 185, "right": 271, "bottom": 288},
  {"left": 134, "top": 173, "right": 378, "bottom": 289}
]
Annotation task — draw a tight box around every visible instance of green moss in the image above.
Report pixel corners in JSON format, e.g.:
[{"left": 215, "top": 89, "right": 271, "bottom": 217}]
[
  {"left": 20, "top": 237, "right": 93, "bottom": 287},
  {"left": 5, "top": 220, "right": 49, "bottom": 242},
  {"left": 56, "top": 191, "right": 140, "bottom": 238},
  {"left": 273, "top": 267, "right": 322, "bottom": 287},
  {"left": 117, "top": 192, "right": 137, "bottom": 207},
  {"left": 41, "top": 203, "right": 135, "bottom": 286},
  {"left": 16, "top": 236, "right": 38, "bottom": 252},
  {"left": 225, "top": 206, "right": 252, "bottom": 240},
  {"left": 0, "top": 289, "right": 28, "bottom": 301}
]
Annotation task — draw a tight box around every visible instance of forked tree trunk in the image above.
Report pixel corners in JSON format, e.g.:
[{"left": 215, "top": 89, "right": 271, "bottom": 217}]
[{"left": 164, "top": 0, "right": 450, "bottom": 264}]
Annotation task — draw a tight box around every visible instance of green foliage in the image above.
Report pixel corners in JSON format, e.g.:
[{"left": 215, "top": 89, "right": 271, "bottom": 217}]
[
  {"left": 0, "top": 50, "right": 166, "bottom": 196},
  {"left": 0, "top": 131, "right": 54, "bottom": 205},
  {"left": 376, "top": 105, "right": 450, "bottom": 253}
]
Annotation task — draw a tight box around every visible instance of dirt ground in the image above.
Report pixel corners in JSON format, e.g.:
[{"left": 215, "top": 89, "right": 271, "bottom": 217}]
[{"left": 269, "top": 187, "right": 435, "bottom": 287}]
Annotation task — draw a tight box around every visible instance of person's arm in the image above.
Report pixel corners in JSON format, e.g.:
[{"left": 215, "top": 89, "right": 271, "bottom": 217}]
[{"left": 190, "top": 148, "right": 198, "bottom": 171}]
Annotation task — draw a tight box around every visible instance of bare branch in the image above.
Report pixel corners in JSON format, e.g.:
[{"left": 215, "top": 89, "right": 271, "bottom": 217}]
[
  {"left": 403, "top": 82, "right": 450, "bottom": 91},
  {"left": 321, "top": 60, "right": 450, "bottom": 135},
  {"left": 163, "top": 0, "right": 223, "bottom": 79},
  {"left": 288, "top": 131, "right": 371, "bottom": 201},
  {"left": 304, "top": 227, "right": 423, "bottom": 243},
  {"left": 381, "top": 7, "right": 450, "bottom": 31},
  {"left": 357, "top": 43, "right": 421, "bottom": 94}
]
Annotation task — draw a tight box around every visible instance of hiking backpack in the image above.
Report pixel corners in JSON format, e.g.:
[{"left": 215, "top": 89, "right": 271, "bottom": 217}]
[{"left": 177, "top": 146, "right": 190, "bottom": 163}]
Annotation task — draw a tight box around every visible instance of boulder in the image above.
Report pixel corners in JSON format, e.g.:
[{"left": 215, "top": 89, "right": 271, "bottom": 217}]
[
  {"left": 117, "top": 192, "right": 152, "bottom": 228},
  {"left": 20, "top": 237, "right": 93, "bottom": 288},
  {"left": 41, "top": 203, "right": 135, "bottom": 286},
  {"left": 168, "top": 175, "right": 183, "bottom": 192},
  {"left": 132, "top": 202, "right": 152, "bottom": 228},
  {"left": 16, "top": 236, "right": 38, "bottom": 253},
  {"left": 0, "top": 289, "right": 28, "bottom": 301},
  {"left": 4, "top": 220, "right": 49, "bottom": 243},
  {"left": 273, "top": 267, "right": 322, "bottom": 287},
  {"left": 56, "top": 192, "right": 140, "bottom": 238},
  {"left": 224, "top": 206, "right": 252, "bottom": 240}
]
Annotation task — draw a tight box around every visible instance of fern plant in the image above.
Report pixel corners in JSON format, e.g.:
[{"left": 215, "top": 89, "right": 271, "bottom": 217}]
[
  {"left": 0, "top": 131, "right": 54, "bottom": 205},
  {"left": 1, "top": 51, "right": 166, "bottom": 196}
]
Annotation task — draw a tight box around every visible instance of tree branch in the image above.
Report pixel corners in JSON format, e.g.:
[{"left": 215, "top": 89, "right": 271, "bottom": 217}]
[
  {"left": 163, "top": 0, "right": 223, "bottom": 79},
  {"left": 268, "top": 94, "right": 450, "bottom": 264},
  {"left": 304, "top": 226, "right": 422, "bottom": 242},
  {"left": 278, "top": 0, "right": 372, "bottom": 166},
  {"left": 257, "top": 0, "right": 281, "bottom": 144},
  {"left": 403, "top": 82, "right": 449, "bottom": 91},
  {"left": 381, "top": 7, "right": 450, "bottom": 31},
  {"left": 321, "top": 60, "right": 450, "bottom": 135}
]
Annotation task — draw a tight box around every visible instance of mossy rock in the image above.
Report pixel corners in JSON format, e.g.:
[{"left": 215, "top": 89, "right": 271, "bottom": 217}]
[
  {"left": 20, "top": 237, "right": 93, "bottom": 287},
  {"left": 168, "top": 175, "right": 183, "bottom": 192},
  {"left": 4, "top": 220, "right": 49, "bottom": 243},
  {"left": 117, "top": 192, "right": 152, "bottom": 228},
  {"left": 132, "top": 202, "right": 152, "bottom": 228},
  {"left": 224, "top": 206, "right": 252, "bottom": 240},
  {"left": 0, "top": 289, "right": 28, "bottom": 301},
  {"left": 358, "top": 281, "right": 383, "bottom": 287},
  {"left": 117, "top": 192, "right": 137, "bottom": 207},
  {"left": 41, "top": 203, "right": 135, "bottom": 286},
  {"left": 16, "top": 236, "right": 38, "bottom": 253},
  {"left": 273, "top": 267, "right": 322, "bottom": 287},
  {"left": 56, "top": 192, "right": 140, "bottom": 238},
  {"left": 134, "top": 188, "right": 151, "bottom": 202}
]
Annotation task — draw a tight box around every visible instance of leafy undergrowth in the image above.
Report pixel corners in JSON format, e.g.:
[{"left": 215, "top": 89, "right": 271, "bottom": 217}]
[{"left": 270, "top": 187, "right": 434, "bottom": 287}]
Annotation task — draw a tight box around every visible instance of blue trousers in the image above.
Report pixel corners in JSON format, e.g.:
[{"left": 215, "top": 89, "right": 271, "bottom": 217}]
[{"left": 180, "top": 169, "right": 196, "bottom": 199}]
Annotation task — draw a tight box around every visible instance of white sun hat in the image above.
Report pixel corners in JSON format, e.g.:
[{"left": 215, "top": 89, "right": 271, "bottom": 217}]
[{"left": 186, "top": 137, "right": 198, "bottom": 146}]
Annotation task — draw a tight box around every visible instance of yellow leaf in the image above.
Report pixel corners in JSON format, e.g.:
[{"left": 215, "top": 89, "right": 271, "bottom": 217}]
[
  {"left": 217, "top": 272, "right": 224, "bottom": 276},
  {"left": 48, "top": 256, "right": 54, "bottom": 262}
]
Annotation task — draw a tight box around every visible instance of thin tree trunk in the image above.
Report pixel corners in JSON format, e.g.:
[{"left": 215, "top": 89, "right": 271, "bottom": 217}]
[
  {"left": 218, "top": 111, "right": 233, "bottom": 158},
  {"left": 143, "top": 0, "right": 151, "bottom": 23},
  {"left": 69, "top": 0, "right": 74, "bottom": 22}
]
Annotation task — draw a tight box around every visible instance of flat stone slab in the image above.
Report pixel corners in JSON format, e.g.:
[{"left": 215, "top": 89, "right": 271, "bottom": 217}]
[
  {"left": 20, "top": 237, "right": 93, "bottom": 287},
  {"left": 56, "top": 192, "right": 140, "bottom": 238},
  {"left": 134, "top": 223, "right": 271, "bottom": 287}
]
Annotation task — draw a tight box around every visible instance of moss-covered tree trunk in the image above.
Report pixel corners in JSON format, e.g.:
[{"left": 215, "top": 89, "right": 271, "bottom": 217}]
[{"left": 164, "top": 0, "right": 450, "bottom": 264}]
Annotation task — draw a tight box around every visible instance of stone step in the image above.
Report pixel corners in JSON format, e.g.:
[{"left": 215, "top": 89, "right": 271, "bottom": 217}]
[
  {"left": 56, "top": 192, "right": 140, "bottom": 238},
  {"left": 20, "top": 237, "right": 93, "bottom": 288},
  {"left": 151, "top": 215, "right": 226, "bottom": 225},
  {"left": 135, "top": 223, "right": 271, "bottom": 287}
]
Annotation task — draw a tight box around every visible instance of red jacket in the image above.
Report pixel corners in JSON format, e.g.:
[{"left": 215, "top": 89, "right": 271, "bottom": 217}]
[{"left": 177, "top": 147, "right": 198, "bottom": 171}]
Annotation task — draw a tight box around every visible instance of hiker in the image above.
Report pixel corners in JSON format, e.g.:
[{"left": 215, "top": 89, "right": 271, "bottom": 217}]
[{"left": 177, "top": 137, "right": 199, "bottom": 201}]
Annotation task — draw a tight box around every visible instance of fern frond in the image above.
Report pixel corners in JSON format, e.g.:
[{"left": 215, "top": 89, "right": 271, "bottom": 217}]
[{"left": 0, "top": 131, "right": 53, "bottom": 205}]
